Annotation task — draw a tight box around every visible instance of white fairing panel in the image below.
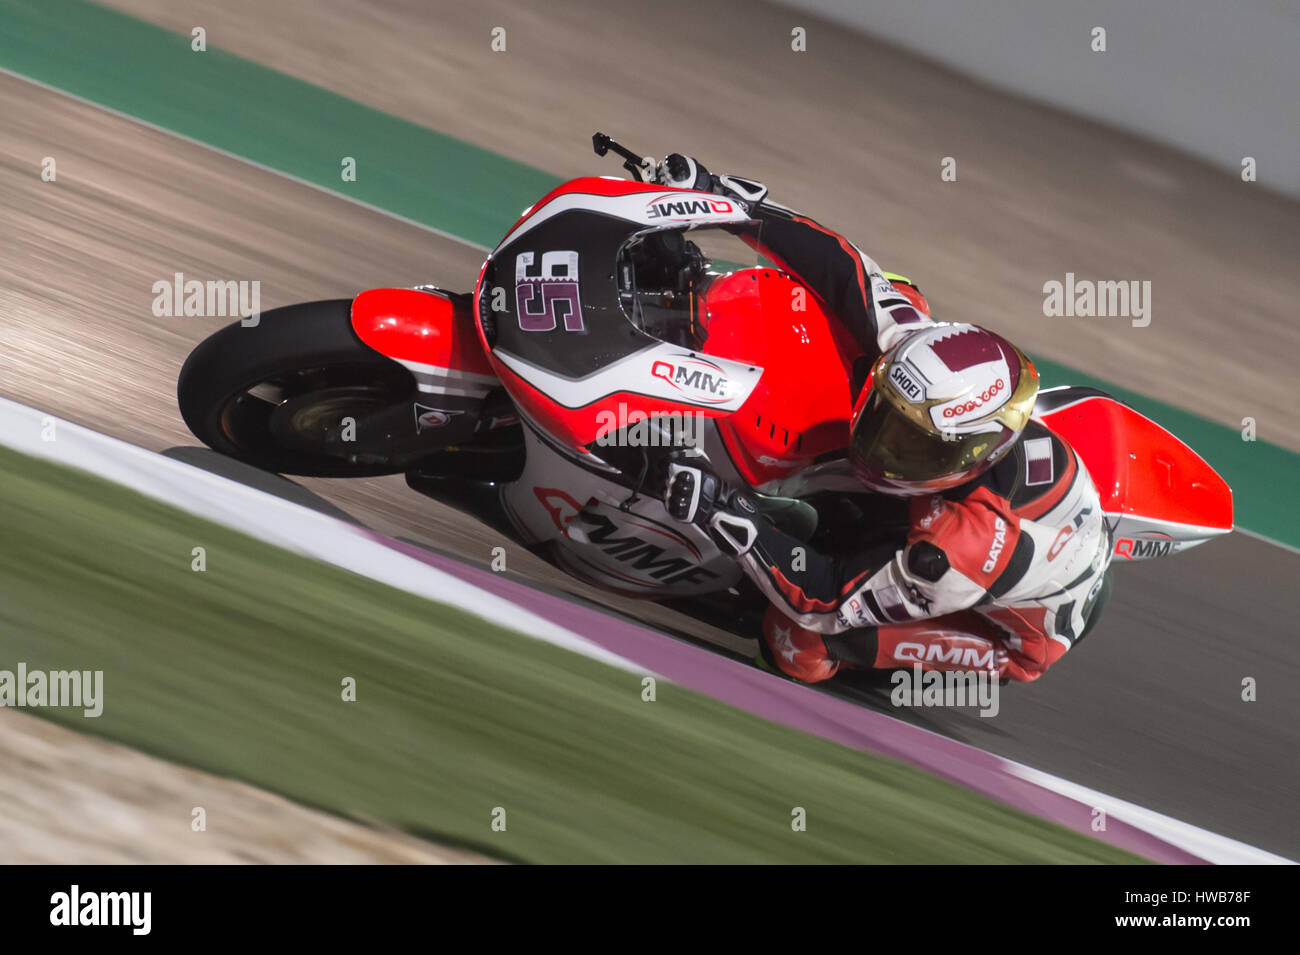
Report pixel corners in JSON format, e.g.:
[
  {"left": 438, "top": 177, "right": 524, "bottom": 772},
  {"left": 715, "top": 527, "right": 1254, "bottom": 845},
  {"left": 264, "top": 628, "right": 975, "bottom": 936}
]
[
  {"left": 493, "top": 340, "right": 762, "bottom": 413},
  {"left": 497, "top": 187, "right": 752, "bottom": 251},
  {"left": 1106, "top": 515, "right": 1226, "bottom": 561},
  {"left": 501, "top": 424, "right": 742, "bottom": 596}
]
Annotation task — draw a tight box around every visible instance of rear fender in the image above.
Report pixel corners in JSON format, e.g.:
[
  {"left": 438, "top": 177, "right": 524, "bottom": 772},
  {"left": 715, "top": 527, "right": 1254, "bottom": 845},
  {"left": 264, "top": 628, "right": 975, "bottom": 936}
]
[
  {"left": 349, "top": 287, "right": 505, "bottom": 445},
  {"left": 351, "top": 287, "right": 498, "bottom": 393},
  {"left": 1035, "top": 387, "right": 1233, "bottom": 561}
]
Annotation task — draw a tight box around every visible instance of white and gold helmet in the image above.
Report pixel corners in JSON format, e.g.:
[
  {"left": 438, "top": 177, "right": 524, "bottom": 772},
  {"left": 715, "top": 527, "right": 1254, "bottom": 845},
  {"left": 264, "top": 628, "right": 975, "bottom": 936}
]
[{"left": 849, "top": 324, "right": 1039, "bottom": 496}]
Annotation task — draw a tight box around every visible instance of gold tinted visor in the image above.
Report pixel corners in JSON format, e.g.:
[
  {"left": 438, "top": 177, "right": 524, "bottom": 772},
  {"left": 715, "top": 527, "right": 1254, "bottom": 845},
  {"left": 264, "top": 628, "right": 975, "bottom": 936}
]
[
  {"left": 872, "top": 350, "right": 1040, "bottom": 437},
  {"left": 850, "top": 389, "right": 1001, "bottom": 481}
]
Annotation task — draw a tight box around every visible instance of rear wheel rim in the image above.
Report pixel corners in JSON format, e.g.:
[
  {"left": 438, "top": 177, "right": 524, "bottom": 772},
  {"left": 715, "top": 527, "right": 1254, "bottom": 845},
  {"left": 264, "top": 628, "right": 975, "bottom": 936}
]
[{"left": 216, "top": 363, "right": 413, "bottom": 470}]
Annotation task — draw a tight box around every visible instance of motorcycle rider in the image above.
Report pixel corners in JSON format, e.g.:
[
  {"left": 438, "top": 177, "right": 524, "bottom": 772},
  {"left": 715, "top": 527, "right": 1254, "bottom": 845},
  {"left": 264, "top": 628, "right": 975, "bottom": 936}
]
[{"left": 654, "top": 154, "right": 1114, "bottom": 684}]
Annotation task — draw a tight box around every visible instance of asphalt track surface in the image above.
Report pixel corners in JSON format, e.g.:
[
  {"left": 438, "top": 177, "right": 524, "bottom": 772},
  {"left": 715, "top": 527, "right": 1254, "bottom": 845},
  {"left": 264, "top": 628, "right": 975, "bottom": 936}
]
[{"left": 2, "top": 2, "right": 1298, "bottom": 860}]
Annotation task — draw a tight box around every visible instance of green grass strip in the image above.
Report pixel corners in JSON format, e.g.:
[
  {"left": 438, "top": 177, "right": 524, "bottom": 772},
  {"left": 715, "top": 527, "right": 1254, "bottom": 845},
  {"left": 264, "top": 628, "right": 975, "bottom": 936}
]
[{"left": 0, "top": 446, "right": 1141, "bottom": 862}]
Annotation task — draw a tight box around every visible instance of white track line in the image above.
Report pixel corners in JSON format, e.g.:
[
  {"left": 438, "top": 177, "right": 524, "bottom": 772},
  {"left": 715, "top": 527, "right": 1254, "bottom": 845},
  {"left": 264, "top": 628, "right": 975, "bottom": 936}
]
[
  {"left": 0, "top": 397, "right": 639, "bottom": 674},
  {"left": 1007, "top": 765, "right": 1295, "bottom": 865}
]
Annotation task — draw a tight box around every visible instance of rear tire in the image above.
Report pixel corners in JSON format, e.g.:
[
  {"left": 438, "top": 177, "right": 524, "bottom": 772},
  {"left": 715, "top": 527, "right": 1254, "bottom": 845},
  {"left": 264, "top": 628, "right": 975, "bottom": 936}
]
[{"left": 178, "top": 299, "right": 422, "bottom": 476}]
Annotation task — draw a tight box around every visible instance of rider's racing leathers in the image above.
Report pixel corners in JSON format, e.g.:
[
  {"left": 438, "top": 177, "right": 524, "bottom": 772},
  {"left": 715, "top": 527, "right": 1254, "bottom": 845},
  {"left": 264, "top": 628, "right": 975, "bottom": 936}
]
[{"left": 677, "top": 167, "right": 1114, "bottom": 683}]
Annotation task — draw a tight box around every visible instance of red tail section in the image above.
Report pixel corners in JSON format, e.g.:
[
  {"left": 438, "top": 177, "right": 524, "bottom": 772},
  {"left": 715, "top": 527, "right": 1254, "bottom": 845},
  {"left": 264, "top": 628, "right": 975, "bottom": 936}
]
[
  {"left": 351, "top": 287, "right": 495, "bottom": 380},
  {"left": 1036, "top": 388, "right": 1233, "bottom": 560}
]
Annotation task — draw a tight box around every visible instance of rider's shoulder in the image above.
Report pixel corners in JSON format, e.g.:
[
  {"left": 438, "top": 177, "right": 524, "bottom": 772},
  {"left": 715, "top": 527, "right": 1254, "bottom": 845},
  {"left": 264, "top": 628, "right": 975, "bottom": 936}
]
[{"left": 947, "top": 421, "right": 1079, "bottom": 513}]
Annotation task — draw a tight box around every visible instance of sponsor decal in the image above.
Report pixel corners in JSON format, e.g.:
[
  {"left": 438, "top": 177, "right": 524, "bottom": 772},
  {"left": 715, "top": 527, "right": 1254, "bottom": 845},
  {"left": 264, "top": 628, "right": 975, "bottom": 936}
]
[
  {"left": 644, "top": 193, "right": 735, "bottom": 220},
  {"left": 894, "top": 640, "right": 997, "bottom": 671},
  {"left": 515, "top": 250, "right": 584, "bottom": 332},
  {"left": 572, "top": 511, "right": 719, "bottom": 586},
  {"left": 940, "top": 378, "right": 1005, "bottom": 420},
  {"left": 1115, "top": 532, "right": 1179, "bottom": 560},
  {"left": 837, "top": 595, "right": 869, "bottom": 630},
  {"left": 889, "top": 363, "right": 924, "bottom": 402},
  {"left": 650, "top": 355, "right": 733, "bottom": 404},
  {"left": 982, "top": 516, "right": 1008, "bottom": 573},
  {"left": 1046, "top": 524, "right": 1073, "bottom": 561},
  {"left": 533, "top": 486, "right": 585, "bottom": 535},
  {"left": 414, "top": 403, "right": 465, "bottom": 431}
]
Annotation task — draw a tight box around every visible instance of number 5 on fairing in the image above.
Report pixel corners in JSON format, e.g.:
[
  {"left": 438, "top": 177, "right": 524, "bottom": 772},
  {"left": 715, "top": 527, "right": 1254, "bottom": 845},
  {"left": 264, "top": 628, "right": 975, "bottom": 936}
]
[{"left": 515, "top": 250, "right": 584, "bottom": 332}]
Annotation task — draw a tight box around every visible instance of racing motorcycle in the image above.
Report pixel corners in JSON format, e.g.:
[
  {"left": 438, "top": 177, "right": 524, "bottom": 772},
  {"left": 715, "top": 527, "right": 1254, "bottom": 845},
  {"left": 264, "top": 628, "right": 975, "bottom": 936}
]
[{"left": 177, "top": 133, "right": 1233, "bottom": 635}]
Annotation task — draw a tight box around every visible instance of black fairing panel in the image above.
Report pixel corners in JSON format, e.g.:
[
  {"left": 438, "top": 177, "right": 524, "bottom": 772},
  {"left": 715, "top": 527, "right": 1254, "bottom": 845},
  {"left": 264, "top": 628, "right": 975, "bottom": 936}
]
[
  {"left": 482, "top": 210, "right": 657, "bottom": 379},
  {"left": 1033, "top": 385, "right": 1118, "bottom": 414}
]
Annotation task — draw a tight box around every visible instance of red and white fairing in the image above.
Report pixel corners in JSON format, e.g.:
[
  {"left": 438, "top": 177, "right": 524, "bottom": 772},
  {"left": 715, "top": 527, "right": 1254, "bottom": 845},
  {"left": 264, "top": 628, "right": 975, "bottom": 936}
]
[
  {"left": 460, "top": 176, "right": 867, "bottom": 593},
  {"left": 343, "top": 175, "right": 1232, "bottom": 595},
  {"left": 1034, "top": 388, "right": 1234, "bottom": 559},
  {"left": 476, "top": 177, "right": 763, "bottom": 449}
]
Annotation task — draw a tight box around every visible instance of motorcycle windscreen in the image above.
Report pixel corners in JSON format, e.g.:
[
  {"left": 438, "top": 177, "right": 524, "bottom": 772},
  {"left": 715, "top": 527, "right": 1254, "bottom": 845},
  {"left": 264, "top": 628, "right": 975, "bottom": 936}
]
[
  {"left": 616, "top": 221, "right": 765, "bottom": 355},
  {"left": 1035, "top": 388, "right": 1233, "bottom": 561}
]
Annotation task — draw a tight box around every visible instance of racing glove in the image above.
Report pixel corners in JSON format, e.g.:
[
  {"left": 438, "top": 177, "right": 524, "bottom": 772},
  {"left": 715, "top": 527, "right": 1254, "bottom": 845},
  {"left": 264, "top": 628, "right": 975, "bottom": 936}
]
[
  {"left": 664, "top": 462, "right": 760, "bottom": 557},
  {"left": 656, "top": 153, "right": 714, "bottom": 192},
  {"left": 655, "top": 153, "right": 769, "bottom": 206}
]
